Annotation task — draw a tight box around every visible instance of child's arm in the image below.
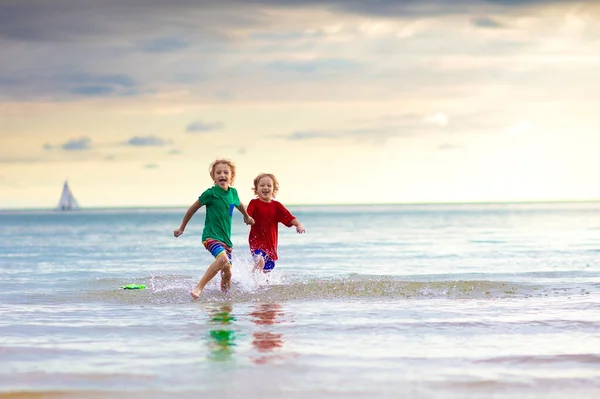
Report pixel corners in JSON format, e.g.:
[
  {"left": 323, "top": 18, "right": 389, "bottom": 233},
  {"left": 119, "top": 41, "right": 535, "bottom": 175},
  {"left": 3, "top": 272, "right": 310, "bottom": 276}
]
[
  {"left": 235, "top": 201, "right": 255, "bottom": 225},
  {"left": 290, "top": 218, "right": 305, "bottom": 234},
  {"left": 174, "top": 200, "right": 202, "bottom": 237}
]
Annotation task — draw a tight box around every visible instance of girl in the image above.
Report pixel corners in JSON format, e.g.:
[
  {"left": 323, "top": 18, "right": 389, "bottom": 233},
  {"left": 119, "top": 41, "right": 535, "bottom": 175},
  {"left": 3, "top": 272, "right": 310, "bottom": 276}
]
[
  {"left": 247, "top": 173, "right": 305, "bottom": 273},
  {"left": 174, "top": 159, "right": 254, "bottom": 298}
]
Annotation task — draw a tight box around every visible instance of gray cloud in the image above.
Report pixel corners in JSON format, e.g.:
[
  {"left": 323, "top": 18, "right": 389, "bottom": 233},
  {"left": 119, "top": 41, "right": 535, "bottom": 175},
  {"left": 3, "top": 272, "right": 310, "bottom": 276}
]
[
  {"left": 144, "top": 163, "right": 159, "bottom": 169},
  {"left": 0, "top": 77, "right": 20, "bottom": 86},
  {"left": 186, "top": 121, "right": 224, "bottom": 133},
  {"left": 138, "top": 37, "right": 190, "bottom": 53},
  {"left": 71, "top": 86, "right": 115, "bottom": 96},
  {"left": 67, "top": 73, "right": 137, "bottom": 97},
  {"left": 285, "top": 126, "right": 415, "bottom": 143},
  {"left": 44, "top": 137, "right": 93, "bottom": 151},
  {"left": 472, "top": 16, "right": 505, "bottom": 28},
  {"left": 0, "top": 1, "right": 260, "bottom": 43},
  {"left": 0, "top": 70, "right": 139, "bottom": 100},
  {"left": 0, "top": 0, "right": 594, "bottom": 104},
  {"left": 69, "top": 73, "right": 135, "bottom": 87},
  {"left": 124, "top": 136, "right": 171, "bottom": 147},
  {"left": 245, "top": 0, "right": 571, "bottom": 17},
  {"left": 0, "top": 0, "right": 575, "bottom": 45},
  {"left": 287, "top": 131, "right": 342, "bottom": 141},
  {"left": 267, "top": 59, "right": 359, "bottom": 74}
]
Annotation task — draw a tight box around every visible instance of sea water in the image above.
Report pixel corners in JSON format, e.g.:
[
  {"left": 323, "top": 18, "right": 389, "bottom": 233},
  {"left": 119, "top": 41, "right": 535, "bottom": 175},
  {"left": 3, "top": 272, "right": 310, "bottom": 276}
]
[{"left": 1, "top": 203, "right": 599, "bottom": 398}]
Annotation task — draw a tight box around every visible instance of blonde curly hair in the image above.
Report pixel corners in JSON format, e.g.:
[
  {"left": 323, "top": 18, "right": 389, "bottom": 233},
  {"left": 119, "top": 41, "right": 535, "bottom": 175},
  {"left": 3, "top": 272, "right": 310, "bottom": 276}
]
[
  {"left": 209, "top": 158, "right": 236, "bottom": 185},
  {"left": 252, "top": 173, "right": 280, "bottom": 197}
]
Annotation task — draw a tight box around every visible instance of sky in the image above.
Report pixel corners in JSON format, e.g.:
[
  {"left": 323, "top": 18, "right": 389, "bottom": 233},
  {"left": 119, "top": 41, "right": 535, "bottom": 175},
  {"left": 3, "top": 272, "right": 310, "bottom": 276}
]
[{"left": 1, "top": 0, "right": 599, "bottom": 209}]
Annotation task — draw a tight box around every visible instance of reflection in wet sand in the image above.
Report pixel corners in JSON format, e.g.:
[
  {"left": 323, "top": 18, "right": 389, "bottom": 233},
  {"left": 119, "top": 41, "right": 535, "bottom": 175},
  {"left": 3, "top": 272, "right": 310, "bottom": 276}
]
[{"left": 250, "top": 303, "right": 285, "bottom": 364}]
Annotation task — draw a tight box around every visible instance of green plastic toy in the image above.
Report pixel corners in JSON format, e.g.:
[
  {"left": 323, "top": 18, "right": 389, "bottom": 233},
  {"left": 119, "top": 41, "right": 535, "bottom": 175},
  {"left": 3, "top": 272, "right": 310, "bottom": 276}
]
[{"left": 121, "top": 284, "right": 146, "bottom": 290}]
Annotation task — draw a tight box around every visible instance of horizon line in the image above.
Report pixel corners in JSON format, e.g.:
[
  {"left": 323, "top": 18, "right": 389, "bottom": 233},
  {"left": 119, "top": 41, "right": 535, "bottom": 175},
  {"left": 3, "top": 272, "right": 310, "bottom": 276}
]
[{"left": 2, "top": 198, "right": 600, "bottom": 212}]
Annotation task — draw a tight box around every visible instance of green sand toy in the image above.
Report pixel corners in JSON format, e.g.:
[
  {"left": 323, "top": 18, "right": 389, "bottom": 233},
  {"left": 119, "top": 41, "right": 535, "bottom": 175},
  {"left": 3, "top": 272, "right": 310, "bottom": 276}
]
[{"left": 121, "top": 284, "right": 146, "bottom": 290}]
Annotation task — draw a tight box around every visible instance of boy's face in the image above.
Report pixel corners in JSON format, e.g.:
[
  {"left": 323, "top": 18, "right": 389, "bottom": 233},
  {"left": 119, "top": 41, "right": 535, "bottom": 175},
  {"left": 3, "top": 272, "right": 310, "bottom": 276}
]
[
  {"left": 212, "top": 163, "right": 232, "bottom": 189},
  {"left": 256, "top": 176, "right": 274, "bottom": 201}
]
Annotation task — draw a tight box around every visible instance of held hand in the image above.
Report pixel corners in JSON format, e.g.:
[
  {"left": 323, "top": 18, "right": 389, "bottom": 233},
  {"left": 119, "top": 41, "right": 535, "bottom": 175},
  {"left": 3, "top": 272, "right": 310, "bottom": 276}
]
[
  {"left": 296, "top": 224, "right": 305, "bottom": 234},
  {"left": 244, "top": 215, "right": 255, "bottom": 225},
  {"left": 173, "top": 228, "right": 184, "bottom": 237}
]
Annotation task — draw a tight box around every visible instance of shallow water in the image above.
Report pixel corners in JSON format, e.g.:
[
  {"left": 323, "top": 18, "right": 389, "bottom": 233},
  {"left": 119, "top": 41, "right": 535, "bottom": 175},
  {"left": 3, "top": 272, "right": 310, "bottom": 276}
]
[{"left": 1, "top": 203, "right": 600, "bottom": 398}]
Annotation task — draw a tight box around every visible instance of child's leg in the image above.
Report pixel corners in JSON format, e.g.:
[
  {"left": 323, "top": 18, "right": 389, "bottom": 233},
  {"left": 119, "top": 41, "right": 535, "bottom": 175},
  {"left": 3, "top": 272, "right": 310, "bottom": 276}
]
[
  {"left": 252, "top": 252, "right": 265, "bottom": 272},
  {"left": 251, "top": 249, "right": 275, "bottom": 273},
  {"left": 191, "top": 253, "right": 229, "bottom": 299},
  {"left": 220, "top": 264, "right": 232, "bottom": 293}
]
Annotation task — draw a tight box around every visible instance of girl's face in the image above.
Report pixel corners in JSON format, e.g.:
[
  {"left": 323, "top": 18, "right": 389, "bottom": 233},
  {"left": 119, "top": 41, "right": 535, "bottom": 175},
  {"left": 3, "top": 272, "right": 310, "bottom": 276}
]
[
  {"left": 256, "top": 176, "right": 274, "bottom": 201},
  {"left": 212, "top": 163, "right": 232, "bottom": 189}
]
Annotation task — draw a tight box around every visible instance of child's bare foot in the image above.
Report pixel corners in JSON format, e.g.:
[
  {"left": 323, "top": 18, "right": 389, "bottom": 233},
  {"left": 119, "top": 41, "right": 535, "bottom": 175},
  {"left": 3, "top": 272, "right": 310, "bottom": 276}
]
[
  {"left": 191, "top": 286, "right": 202, "bottom": 299},
  {"left": 220, "top": 266, "right": 232, "bottom": 293}
]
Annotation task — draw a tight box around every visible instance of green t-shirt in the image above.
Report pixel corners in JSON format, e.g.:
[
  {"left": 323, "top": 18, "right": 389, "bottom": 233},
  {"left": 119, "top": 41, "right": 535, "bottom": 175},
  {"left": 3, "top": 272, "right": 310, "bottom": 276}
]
[{"left": 199, "top": 185, "right": 240, "bottom": 248}]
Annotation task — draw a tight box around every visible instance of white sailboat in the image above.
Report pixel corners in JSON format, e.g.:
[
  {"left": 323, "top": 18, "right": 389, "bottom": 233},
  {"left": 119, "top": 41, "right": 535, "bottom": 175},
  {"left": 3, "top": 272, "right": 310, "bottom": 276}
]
[{"left": 56, "top": 180, "right": 80, "bottom": 211}]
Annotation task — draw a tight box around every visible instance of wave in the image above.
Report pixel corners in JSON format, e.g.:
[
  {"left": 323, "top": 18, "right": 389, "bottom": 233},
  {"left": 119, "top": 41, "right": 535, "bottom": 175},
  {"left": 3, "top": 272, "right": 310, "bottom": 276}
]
[
  {"left": 83, "top": 274, "right": 546, "bottom": 305},
  {"left": 475, "top": 353, "right": 600, "bottom": 365}
]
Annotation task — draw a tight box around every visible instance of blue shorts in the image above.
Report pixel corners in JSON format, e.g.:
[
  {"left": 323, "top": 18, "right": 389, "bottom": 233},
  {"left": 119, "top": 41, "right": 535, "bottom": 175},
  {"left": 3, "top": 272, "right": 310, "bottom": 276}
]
[{"left": 252, "top": 249, "right": 275, "bottom": 272}]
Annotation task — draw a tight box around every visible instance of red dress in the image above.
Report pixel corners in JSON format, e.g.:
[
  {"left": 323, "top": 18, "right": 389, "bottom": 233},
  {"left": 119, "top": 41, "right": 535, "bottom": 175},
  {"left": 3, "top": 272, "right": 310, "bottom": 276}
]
[{"left": 247, "top": 199, "right": 295, "bottom": 261}]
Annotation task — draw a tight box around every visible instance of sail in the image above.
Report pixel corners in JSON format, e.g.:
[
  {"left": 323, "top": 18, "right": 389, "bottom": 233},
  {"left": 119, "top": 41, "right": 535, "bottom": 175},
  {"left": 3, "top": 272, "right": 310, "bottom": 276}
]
[{"left": 56, "top": 181, "right": 80, "bottom": 211}]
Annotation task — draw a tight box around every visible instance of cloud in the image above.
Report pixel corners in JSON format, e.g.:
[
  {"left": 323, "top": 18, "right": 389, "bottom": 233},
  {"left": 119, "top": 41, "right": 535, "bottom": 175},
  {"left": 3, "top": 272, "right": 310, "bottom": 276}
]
[
  {"left": 0, "top": 0, "right": 571, "bottom": 45},
  {"left": 137, "top": 37, "right": 190, "bottom": 53},
  {"left": 287, "top": 131, "right": 340, "bottom": 141},
  {"left": 0, "top": 0, "right": 596, "bottom": 104},
  {"left": 186, "top": 121, "right": 224, "bottom": 133},
  {"left": 124, "top": 136, "right": 171, "bottom": 147},
  {"left": 168, "top": 149, "right": 183, "bottom": 155},
  {"left": 144, "top": 163, "right": 159, "bottom": 169},
  {"left": 71, "top": 86, "right": 116, "bottom": 96},
  {"left": 0, "top": 1, "right": 256, "bottom": 43},
  {"left": 285, "top": 126, "right": 413, "bottom": 143},
  {"left": 0, "top": 77, "right": 19, "bottom": 86},
  {"left": 282, "top": 110, "right": 518, "bottom": 144},
  {"left": 69, "top": 73, "right": 135, "bottom": 88},
  {"left": 251, "top": 31, "right": 311, "bottom": 41},
  {"left": 0, "top": 70, "right": 139, "bottom": 100},
  {"left": 44, "top": 137, "right": 93, "bottom": 151},
  {"left": 472, "top": 16, "right": 505, "bottom": 28},
  {"left": 62, "top": 137, "right": 92, "bottom": 150},
  {"left": 67, "top": 73, "right": 137, "bottom": 97},
  {"left": 245, "top": 0, "right": 572, "bottom": 17},
  {"left": 267, "top": 58, "right": 359, "bottom": 74}
]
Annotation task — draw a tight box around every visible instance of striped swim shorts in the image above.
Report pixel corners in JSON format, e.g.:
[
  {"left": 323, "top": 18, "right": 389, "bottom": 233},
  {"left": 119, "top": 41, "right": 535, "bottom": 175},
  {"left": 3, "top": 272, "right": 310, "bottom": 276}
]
[{"left": 203, "top": 238, "right": 232, "bottom": 262}]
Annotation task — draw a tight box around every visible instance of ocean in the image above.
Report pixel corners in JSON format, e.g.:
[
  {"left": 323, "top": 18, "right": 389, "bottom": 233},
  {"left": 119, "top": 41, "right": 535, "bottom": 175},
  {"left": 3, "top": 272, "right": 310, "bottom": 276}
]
[{"left": 1, "top": 202, "right": 599, "bottom": 399}]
